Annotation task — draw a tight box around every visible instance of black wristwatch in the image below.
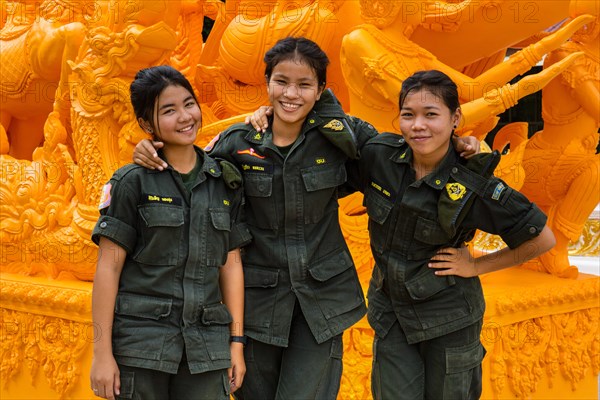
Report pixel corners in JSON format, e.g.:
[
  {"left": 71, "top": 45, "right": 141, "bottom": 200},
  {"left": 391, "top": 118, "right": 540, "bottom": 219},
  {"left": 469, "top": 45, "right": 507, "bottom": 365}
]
[{"left": 230, "top": 335, "right": 247, "bottom": 345}]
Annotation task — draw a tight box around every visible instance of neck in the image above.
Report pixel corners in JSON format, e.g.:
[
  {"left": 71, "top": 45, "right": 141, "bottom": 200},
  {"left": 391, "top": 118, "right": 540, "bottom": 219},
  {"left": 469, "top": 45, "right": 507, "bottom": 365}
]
[
  {"left": 163, "top": 145, "right": 197, "bottom": 173},
  {"left": 272, "top": 118, "right": 302, "bottom": 147}
]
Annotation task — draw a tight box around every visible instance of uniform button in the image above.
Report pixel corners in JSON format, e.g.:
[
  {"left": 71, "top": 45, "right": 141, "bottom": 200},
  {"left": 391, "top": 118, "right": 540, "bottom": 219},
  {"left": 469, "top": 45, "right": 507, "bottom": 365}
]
[
  {"left": 155, "top": 308, "right": 161, "bottom": 314},
  {"left": 100, "top": 222, "right": 107, "bottom": 228},
  {"left": 451, "top": 167, "right": 458, "bottom": 173},
  {"left": 258, "top": 184, "right": 265, "bottom": 191},
  {"left": 422, "top": 230, "right": 429, "bottom": 236},
  {"left": 122, "top": 303, "right": 129, "bottom": 310},
  {"left": 263, "top": 279, "right": 270, "bottom": 285},
  {"left": 529, "top": 226, "right": 537, "bottom": 234}
]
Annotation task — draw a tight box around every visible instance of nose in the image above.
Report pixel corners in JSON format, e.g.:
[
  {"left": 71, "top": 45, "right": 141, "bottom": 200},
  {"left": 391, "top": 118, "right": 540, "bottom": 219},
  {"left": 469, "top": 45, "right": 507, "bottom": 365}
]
[
  {"left": 283, "top": 83, "right": 300, "bottom": 98},
  {"left": 412, "top": 116, "right": 426, "bottom": 130},
  {"left": 178, "top": 108, "right": 193, "bottom": 122}
]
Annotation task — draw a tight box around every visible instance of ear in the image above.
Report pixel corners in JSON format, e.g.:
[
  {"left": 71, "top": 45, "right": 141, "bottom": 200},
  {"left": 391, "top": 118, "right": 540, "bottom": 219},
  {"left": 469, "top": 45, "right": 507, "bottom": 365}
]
[
  {"left": 452, "top": 107, "right": 462, "bottom": 128},
  {"left": 138, "top": 118, "right": 153, "bottom": 134},
  {"left": 316, "top": 85, "right": 325, "bottom": 101}
]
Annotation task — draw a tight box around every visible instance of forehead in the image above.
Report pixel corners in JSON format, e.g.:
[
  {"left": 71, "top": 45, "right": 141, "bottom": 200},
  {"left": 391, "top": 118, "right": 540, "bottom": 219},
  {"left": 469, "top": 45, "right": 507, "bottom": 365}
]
[
  {"left": 270, "top": 59, "right": 317, "bottom": 80},
  {"left": 402, "top": 89, "right": 445, "bottom": 108},
  {"left": 158, "top": 85, "right": 193, "bottom": 104}
]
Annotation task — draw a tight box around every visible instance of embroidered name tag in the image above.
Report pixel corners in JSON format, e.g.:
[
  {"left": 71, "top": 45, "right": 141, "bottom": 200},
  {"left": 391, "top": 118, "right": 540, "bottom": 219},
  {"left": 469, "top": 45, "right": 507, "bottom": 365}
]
[{"left": 141, "top": 193, "right": 182, "bottom": 206}]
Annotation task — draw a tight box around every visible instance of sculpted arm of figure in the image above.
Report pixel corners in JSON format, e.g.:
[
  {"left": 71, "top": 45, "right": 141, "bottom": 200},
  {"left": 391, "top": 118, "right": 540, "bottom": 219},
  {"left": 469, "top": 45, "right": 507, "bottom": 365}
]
[
  {"left": 429, "top": 226, "right": 556, "bottom": 278},
  {"left": 437, "top": 15, "right": 593, "bottom": 101},
  {"left": 220, "top": 248, "right": 246, "bottom": 393},
  {"left": 572, "top": 72, "right": 600, "bottom": 121},
  {"left": 90, "top": 237, "right": 126, "bottom": 400},
  {"left": 133, "top": 140, "right": 167, "bottom": 170},
  {"left": 457, "top": 51, "right": 584, "bottom": 140}
]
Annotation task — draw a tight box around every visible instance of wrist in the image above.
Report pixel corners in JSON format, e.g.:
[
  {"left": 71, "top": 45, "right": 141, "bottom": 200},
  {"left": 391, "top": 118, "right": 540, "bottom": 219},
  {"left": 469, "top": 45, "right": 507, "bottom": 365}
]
[{"left": 230, "top": 335, "right": 247, "bottom": 346}]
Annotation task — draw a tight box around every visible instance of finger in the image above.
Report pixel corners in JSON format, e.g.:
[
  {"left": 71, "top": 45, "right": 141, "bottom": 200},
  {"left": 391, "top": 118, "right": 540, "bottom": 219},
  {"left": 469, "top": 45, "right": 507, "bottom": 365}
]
[
  {"left": 114, "top": 371, "right": 121, "bottom": 397},
  {"left": 228, "top": 367, "right": 233, "bottom": 384},
  {"left": 151, "top": 140, "right": 164, "bottom": 149},
  {"left": 249, "top": 116, "right": 263, "bottom": 132},
  {"left": 133, "top": 153, "right": 161, "bottom": 170},
  {"left": 98, "top": 384, "right": 107, "bottom": 399},
  {"left": 244, "top": 116, "right": 251, "bottom": 125}
]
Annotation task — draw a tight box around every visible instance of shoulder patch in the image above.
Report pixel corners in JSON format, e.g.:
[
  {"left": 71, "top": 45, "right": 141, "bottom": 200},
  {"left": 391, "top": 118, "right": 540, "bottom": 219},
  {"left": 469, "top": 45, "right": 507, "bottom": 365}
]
[
  {"left": 98, "top": 183, "right": 112, "bottom": 210},
  {"left": 491, "top": 182, "right": 506, "bottom": 200},
  {"left": 204, "top": 132, "right": 222, "bottom": 152}
]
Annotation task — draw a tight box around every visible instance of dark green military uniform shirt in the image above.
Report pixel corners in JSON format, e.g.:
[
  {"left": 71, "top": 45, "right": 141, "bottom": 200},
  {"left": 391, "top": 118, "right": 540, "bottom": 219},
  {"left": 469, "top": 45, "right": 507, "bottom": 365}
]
[
  {"left": 91, "top": 146, "right": 251, "bottom": 374},
  {"left": 347, "top": 134, "right": 547, "bottom": 344},
  {"left": 207, "top": 90, "right": 377, "bottom": 346}
]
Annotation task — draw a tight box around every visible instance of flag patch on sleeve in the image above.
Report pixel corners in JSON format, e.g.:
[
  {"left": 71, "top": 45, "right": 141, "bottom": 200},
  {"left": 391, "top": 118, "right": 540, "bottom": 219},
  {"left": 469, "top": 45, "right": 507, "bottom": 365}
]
[{"left": 98, "top": 183, "right": 112, "bottom": 210}]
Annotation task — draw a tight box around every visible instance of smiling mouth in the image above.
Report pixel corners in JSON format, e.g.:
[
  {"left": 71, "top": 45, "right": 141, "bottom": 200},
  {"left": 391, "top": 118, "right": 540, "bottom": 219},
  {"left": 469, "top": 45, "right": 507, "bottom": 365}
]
[
  {"left": 177, "top": 125, "right": 195, "bottom": 133},
  {"left": 280, "top": 102, "right": 301, "bottom": 111}
]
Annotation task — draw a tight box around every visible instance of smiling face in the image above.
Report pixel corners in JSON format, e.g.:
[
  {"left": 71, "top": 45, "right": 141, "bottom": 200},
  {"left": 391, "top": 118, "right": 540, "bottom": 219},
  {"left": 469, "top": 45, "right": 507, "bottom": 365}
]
[
  {"left": 143, "top": 84, "right": 201, "bottom": 148},
  {"left": 400, "top": 88, "right": 461, "bottom": 166},
  {"left": 267, "top": 59, "right": 323, "bottom": 137}
]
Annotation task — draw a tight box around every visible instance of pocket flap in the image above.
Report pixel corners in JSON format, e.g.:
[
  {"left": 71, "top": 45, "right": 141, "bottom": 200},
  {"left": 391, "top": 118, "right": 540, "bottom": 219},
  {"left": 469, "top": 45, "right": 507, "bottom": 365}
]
[
  {"left": 405, "top": 269, "right": 455, "bottom": 301},
  {"left": 115, "top": 293, "right": 172, "bottom": 320},
  {"left": 446, "top": 340, "right": 485, "bottom": 373},
  {"left": 244, "top": 173, "right": 272, "bottom": 197},
  {"left": 244, "top": 267, "right": 279, "bottom": 288},
  {"left": 201, "top": 303, "right": 233, "bottom": 325},
  {"left": 210, "top": 208, "right": 231, "bottom": 231},
  {"left": 308, "top": 251, "right": 353, "bottom": 282},
  {"left": 301, "top": 163, "right": 346, "bottom": 192},
  {"left": 365, "top": 192, "right": 393, "bottom": 225},
  {"left": 139, "top": 205, "right": 184, "bottom": 228},
  {"left": 414, "top": 216, "right": 451, "bottom": 245}
]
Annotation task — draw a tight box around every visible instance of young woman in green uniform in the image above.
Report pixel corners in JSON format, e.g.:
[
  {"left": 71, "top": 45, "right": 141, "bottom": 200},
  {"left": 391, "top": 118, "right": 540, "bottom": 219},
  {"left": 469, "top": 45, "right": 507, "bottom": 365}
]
[
  {"left": 348, "top": 70, "right": 556, "bottom": 399},
  {"left": 90, "top": 66, "right": 249, "bottom": 400}
]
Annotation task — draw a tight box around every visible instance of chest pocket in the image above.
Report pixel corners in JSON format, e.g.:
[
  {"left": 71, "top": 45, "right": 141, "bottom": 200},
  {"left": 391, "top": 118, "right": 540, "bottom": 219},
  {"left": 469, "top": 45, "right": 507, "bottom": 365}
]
[
  {"left": 408, "top": 216, "right": 452, "bottom": 260},
  {"left": 365, "top": 190, "right": 393, "bottom": 254},
  {"left": 301, "top": 163, "right": 347, "bottom": 223},
  {"left": 135, "top": 204, "right": 184, "bottom": 266},
  {"left": 206, "top": 208, "right": 231, "bottom": 266},
  {"left": 243, "top": 173, "right": 276, "bottom": 230}
]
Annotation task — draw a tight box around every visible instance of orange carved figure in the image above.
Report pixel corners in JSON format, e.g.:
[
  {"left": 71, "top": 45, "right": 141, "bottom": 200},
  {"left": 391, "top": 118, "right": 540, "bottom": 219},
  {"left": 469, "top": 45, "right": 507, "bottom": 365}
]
[{"left": 518, "top": 18, "right": 600, "bottom": 278}]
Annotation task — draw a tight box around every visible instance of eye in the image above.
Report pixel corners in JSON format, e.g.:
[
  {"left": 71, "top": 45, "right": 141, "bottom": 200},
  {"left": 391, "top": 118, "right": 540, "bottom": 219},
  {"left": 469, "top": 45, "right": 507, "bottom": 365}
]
[
  {"left": 274, "top": 79, "right": 286, "bottom": 85},
  {"left": 185, "top": 101, "right": 197, "bottom": 108},
  {"left": 426, "top": 112, "right": 438, "bottom": 117},
  {"left": 400, "top": 112, "right": 413, "bottom": 118},
  {"left": 162, "top": 108, "right": 175, "bottom": 115}
]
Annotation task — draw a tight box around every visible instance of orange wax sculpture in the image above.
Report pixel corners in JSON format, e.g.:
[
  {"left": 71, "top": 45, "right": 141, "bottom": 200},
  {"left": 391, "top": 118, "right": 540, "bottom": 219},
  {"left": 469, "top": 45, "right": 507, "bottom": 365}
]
[{"left": 1, "top": 0, "right": 598, "bottom": 398}]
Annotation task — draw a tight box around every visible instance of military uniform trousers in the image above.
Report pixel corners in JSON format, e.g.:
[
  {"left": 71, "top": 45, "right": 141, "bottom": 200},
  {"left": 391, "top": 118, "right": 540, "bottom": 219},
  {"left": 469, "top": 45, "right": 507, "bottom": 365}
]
[
  {"left": 116, "top": 354, "right": 230, "bottom": 400},
  {"left": 372, "top": 319, "right": 484, "bottom": 400},
  {"left": 234, "top": 300, "right": 343, "bottom": 400}
]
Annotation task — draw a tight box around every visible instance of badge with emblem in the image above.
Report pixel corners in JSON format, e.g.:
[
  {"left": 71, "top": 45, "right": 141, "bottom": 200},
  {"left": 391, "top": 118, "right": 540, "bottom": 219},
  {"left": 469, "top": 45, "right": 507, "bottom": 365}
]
[
  {"left": 323, "top": 119, "right": 344, "bottom": 131},
  {"left": 445, "top": 182, "right": 467, "bottom": 201}
]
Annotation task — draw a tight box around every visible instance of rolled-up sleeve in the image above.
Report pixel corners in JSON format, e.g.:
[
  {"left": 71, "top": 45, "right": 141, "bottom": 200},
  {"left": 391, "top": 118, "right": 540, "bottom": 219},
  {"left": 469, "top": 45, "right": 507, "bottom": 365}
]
[
  {"left": 91, "top": 177, "right": 139, "bottom": 253},
  {"left": 467, "top": 179, "right": 547, "bottom": 249}
]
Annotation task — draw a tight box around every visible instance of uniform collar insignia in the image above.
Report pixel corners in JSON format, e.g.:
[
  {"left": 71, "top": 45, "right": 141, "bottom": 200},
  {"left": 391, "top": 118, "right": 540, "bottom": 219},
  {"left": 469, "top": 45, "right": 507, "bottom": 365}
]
[{"left": 323, "top": 119, "right": 344, "bottom": 131}]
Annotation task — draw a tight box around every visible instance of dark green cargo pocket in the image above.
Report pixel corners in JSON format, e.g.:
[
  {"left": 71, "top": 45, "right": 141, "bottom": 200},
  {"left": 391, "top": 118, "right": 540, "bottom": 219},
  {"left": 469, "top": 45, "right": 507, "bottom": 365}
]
[
  {"left": 243, "top": 173, "right": 276, "bottom": 229},
  {"left": 404, "top": 269, "right": 456, "bottom": 301},
  {"left": 405, "top": 269, "right": 471, "bottom": 330},
  {"left": 207, "top": 208, "right": 231, "bottom": 266},
  {"left": 365, "top": 191, "right": 393, "bottom": 254},
  {"left": 307, "top": 251, "right": 363, "bottom": 319},
  {"left": 243, "top": 266, "right": 279, "bottom": 328},
  {"left": 135, "top": 204, "right": 184, "bottom": 266},
  {"left": 407, "top": 216, "right": 451, "bottom": 260},
  {"left": 112, "top": 294, "right": 172, "bottom": 360},
  {"left": 443, "top": 340, "right": 485, "bottom": 399},
  {"left": 301, "top": 163, "right": 347, "bottom": 223},
  {"left": 199, "top": 303, "right": 233, "bottom": 362}
]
